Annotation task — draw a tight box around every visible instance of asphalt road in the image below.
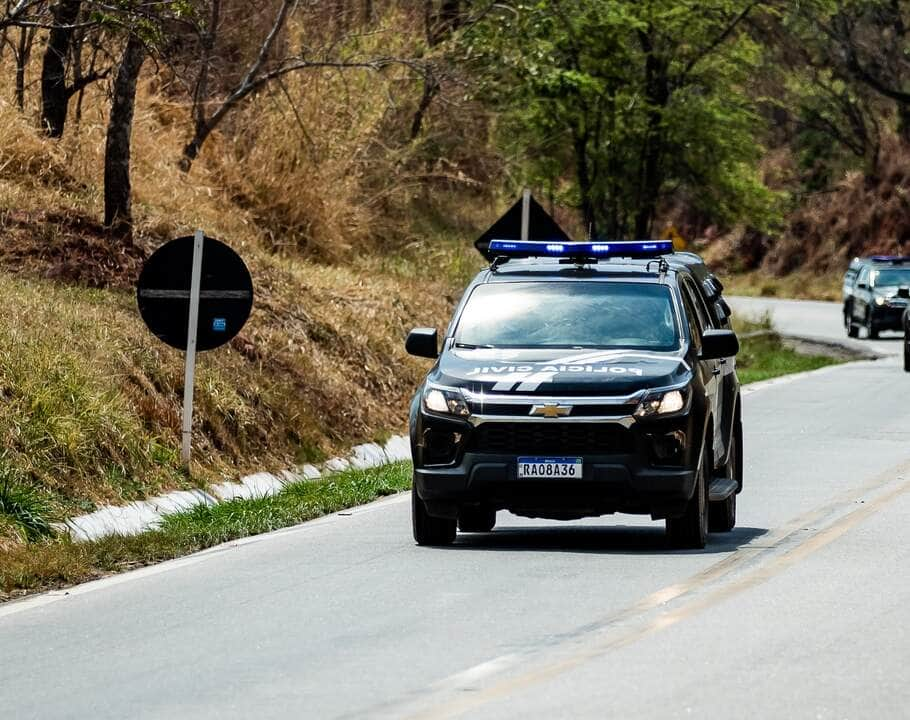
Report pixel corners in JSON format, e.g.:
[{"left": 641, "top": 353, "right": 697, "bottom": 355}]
[
  {"left": 3, "top": 297, "right": 910, "bottom": 719},
  {"left": 728, "top": 295, "right": 902, "bottom": 358}
]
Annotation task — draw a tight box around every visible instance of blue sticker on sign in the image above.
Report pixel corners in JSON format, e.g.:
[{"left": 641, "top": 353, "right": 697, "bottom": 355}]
[{"left": 212, "top": 318, "right": 227, "bottom": 332}]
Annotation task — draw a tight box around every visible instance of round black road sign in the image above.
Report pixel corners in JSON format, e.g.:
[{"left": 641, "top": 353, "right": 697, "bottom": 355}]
[{"left": 137, "top": 236, "right": 253, "bottom": 351}]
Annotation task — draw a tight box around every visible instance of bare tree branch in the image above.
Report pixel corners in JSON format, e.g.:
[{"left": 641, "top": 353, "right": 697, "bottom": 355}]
[{"left": 178, "top": 0, "right": 425, "bottom": 171}]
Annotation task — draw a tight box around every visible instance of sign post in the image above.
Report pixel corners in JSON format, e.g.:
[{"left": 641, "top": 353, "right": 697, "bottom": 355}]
[
  {"left": 180, "top": 230, "right": 205, "bottom": 466},
  {"left": 137, "top": 231, "right": 254, "bottom": 472},
  {"left": 520, "top": 188, "right": 531, "bottom": 241}
]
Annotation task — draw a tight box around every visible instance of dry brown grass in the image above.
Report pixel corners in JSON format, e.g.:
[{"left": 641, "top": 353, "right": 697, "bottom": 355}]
[
  {"left": 716, "top": 268, "right": 842, "bottom": 301},
  {"left": 0, "top": 8, "right": 493, "bottom": 534},
  {"left": 703, "top": 135, "right": 910, "bottom": 281}
]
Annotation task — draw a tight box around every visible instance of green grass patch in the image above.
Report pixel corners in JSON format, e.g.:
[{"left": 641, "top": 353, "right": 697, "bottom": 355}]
[
  {"left": 734, "top": 317, "right": 842, "bottom": 385},
  {"left": 0, "top": 462, "right": 412, "bottom": 600},
  {"left": 0, "top": 463, "right": 56, "bottom": 545}
]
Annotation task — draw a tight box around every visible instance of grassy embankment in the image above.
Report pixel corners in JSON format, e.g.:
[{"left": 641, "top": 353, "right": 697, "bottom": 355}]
[
  {"left": 0, "top": 43, "right": 484, "bottom": 553},
  {"left": 733, "top": 317, "right": 842, "bottom": 384},
  {"left": 720, "top": 270, "right": 841, "bottom": 302},
  {"left": 1, "top": 319, "right": 842, "bottom": 601},
  {"left": 1, "top": 463, "right": 412, "bottom": 600}
]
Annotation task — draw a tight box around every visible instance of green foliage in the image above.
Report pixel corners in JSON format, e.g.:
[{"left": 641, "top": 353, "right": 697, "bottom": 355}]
[
  {"left": 1, "top": 462, "right": 413, "bottom": 598},
  {"left": 734, "top": 326, "right": 842, "bottom": 385},
  {"left": 0, "top": 278, "right": 187, "bottom": 513},
  {"left": 775, "top": 0, "right": 910, "bottom": 187},
  {"left": 470, "top": 0, "right": 783, "bottom": 237},
  {"left": 159, "top": 461, "right": 412, "bottom": 546},
  {"left": 0, "top": 462, "right": 55, "bottom": 543}
]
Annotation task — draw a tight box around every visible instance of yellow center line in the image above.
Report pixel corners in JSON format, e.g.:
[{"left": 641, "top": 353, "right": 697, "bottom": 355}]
[{"left": 404, "top": 471, "right": 910, "bottom": 720}]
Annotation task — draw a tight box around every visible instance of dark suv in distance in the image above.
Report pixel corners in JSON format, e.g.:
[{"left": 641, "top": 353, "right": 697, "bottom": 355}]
[
  {"left": 843, "top": 256, "right": 910, "bottom": 338},
  {"left": 405, "top": 240, "right": 742, "bottom": 549}
]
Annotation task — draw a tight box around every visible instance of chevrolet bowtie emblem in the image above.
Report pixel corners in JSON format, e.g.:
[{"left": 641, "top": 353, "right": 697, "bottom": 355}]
[{"left": 530, "top": 402, "right": 572, "bottom": 418}]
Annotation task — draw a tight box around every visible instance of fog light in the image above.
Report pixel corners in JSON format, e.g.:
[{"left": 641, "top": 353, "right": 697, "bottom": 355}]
[
  {"left": 423, "top": 429, "right": 462, "bottom": 465},
  {"left": 650, "top": 431, "right": 686, "bottom": 464}
]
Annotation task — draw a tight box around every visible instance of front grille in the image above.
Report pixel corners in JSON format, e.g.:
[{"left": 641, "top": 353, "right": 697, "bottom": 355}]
[
  {"left": 469, "top": 402, "right": 638, "bottom": 418},
  {"left": 468, "top": 422, "right": 632, "bottom": 455}
]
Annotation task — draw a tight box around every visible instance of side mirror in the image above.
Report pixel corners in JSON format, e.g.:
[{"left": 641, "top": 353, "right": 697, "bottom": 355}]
[
  {"left": 700, "top": 329, "right": 739, "bottom": 360},
  {"left": 898, "top": 287, "right": 910, "bottom": 299},
  {"left": 857, "top": 282, "right": 869, "bottom": 290},
  {"left": 406, "top": 328, "right": 438, "bottom": 359}
]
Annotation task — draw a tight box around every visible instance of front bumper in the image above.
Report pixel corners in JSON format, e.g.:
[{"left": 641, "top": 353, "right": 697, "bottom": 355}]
[
  {"left": 412, "top": 413, "right": 699, "bottom": 521},
  {"left": 871, "top": 304, "right": 908, "bottom": 331}
]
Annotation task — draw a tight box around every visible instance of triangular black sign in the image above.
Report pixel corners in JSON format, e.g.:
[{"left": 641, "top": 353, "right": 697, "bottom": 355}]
[{"left": 474, "top": 195, "right": 573, "bottom": 258}]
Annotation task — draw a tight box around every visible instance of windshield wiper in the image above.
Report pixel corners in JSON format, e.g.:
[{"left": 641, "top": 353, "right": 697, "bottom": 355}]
[{"left": 454, "top": 342, "right": 495, "bottom": 349}]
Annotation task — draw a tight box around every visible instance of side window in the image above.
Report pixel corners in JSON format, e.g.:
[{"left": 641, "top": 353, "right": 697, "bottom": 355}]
[
  {"left": 682, "top": 279, "right": 712, "bottom": 333},
  {"left": 679, "top": 286, "right": 703, "bottom": 349},
  {"left": 857, "top": 266, "right": 870, "bottom": 287}
]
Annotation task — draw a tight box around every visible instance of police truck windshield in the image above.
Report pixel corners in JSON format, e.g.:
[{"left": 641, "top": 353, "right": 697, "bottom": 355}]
[
  {"left": 454, "top": 282, "right": 679, "bottom": 350},
  {"left": 871, "top": 268, "right": 910, "bottom": 287}
]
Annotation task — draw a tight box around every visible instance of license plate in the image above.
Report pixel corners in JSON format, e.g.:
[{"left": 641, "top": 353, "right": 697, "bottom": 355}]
[{"left": 517, "top": 457, "right": 583, "bottom": 479}]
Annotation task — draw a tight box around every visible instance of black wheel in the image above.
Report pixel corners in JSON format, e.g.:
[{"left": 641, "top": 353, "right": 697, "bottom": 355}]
[
  {"left": 458, "top": 506, "right": 496, "bottom": 533},
  {"left": 866, "top": 311, "right": 879, "bottom": 339},
  {"left": 846, "top": 306, "right": 859, "bottom": 338},
  {"left": 904, "top": 337, "right": 910, "bottom": 372},
  {"left": 709, "top": 491, "right": 736, "bottom": 533},
  {"left": 709, "top": 421, "right": 740, "bottom": 533},
  {"left": 412, "top": 485, "right": 456, "bottom": 546},
  {"left": 666, "top": 443, "right": 709, "bottom": 549}
]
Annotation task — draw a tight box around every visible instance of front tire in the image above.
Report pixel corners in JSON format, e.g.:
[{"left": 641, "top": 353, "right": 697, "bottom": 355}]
[
  {"left": 412, "top": 485, "right": 456, "bottom": 546},
  {"left": 904, "top": 335, "right": 910, "bottom": 372},
  {"left": 709, "top": 492, "right": 736, "bottom": 533},
  {"left": 458, "top": 506, "right": 496, "bottom": 533},
  {"left": 866, "top": 311, "right": 879, "bottom": 339},
  {"left": 666, "top": 444, "right": 709, "bottom": 549},
  {"left": 846, "top": 305, "right": 859, "bottom": 338}
]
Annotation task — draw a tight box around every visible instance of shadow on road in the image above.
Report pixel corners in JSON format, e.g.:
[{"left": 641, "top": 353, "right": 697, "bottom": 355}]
[{"left": 445, "top": 524, "right": 767, "bottom": 555}]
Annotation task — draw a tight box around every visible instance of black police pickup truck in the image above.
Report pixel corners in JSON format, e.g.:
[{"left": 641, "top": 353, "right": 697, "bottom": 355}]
[
  {"left": 405, "top": 240, "right": 742, "bottom": 549},
  {"left": 843, "top": 256, "right": 910, "bottom": 339}
]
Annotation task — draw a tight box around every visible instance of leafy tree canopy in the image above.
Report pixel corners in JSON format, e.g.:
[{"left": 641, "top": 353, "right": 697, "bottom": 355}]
[{"left": 470, "top": 0, "right": 783, "bottom": 238}]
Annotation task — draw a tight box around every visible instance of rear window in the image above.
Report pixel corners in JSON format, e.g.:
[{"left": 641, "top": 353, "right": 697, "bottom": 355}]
[{"left": 454, "top": 281, "right": 679, "bottom": 350}]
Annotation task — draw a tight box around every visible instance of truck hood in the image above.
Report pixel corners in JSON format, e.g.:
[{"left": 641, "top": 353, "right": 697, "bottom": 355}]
[{"left": 431, "top": 347, "right": 691, "bottom": 396}]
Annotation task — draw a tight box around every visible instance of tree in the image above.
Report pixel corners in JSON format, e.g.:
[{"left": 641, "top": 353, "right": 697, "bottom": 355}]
[
  {"left": 474, "top": 1, "right": 781, "bottom": 238},
  {"left": 174, "top": 0, "right": 414, "bottom": 172},
  {"left": 40, "top": 0, "right": 81, "bottom": 135},
  {"left": 38, "top": 0, "right": 110, "bottom": 136},
  {"left": 103, "top": 31, "right": 145, "bottom": 237},
  {"left": 791, "top": 0, "right": 910, "bottom": 144}
]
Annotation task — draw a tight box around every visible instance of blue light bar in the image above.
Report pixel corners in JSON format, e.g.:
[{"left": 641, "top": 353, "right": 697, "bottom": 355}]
[{"left": 488, "top": 239, "right": 673, "bottom": 258}]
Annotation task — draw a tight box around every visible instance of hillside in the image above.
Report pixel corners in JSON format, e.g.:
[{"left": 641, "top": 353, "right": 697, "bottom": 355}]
[
  {"left": 0, "top": 7, "right": 489, "bottom": 547},
  {"left": 3, "top": 1, "right": 910, "bottom": 549}
]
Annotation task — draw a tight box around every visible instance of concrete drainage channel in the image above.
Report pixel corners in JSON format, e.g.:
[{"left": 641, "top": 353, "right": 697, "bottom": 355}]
[{"left": 62, "top": 435, "right": 411, "bottom": 542}]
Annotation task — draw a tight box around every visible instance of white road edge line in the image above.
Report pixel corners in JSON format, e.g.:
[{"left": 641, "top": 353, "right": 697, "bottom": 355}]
[
  {"left": 0, "top": 492, "right": 410, "bottom": 620},
  {"left": 2, "top": 342, "right": 869, "bottom": 617}
]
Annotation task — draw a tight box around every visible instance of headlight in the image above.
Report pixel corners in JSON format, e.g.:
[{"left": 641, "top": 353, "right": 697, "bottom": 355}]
[
  {"left": 875, "top": 295, "right": 886, "bottom": 307},
  {"left": 635, "top": 389, "right": 686, "bottom": 418},
  {"left": 423, "top": 386, "right": 470, "bottom": 417}
]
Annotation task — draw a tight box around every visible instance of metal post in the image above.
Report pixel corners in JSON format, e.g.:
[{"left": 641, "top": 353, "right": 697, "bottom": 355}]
[
  {"left": 521, "top": 188, "right": 531, "bottom": 241},
  {"left": 181, "top": 229, "right": 204, "bottom": 467}
]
